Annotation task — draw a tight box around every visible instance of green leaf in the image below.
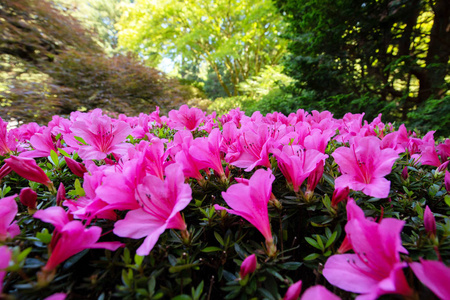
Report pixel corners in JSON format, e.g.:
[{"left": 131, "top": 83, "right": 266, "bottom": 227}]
[
  {"left": 201, "top": 246, "right": 223, "bottom": 252},
  {"left": 192, "top": 280, "right": 204, "bottom": 300},
  {"left": 172, "top": 295, "right": 191, "bottom": 300},
  {"left": 36, "top": 228, "right": 52, "bottom": 244},
  {"left": 74, "top": 179, "right": 85, "bottom": 197},
  {"left": 169, "top": 263, "right": 199, "bottom": 273},
  {"left": 325, "top": 231, "right": 338, "bottom": 248},
  {"left": 445, "top": 195, "right": 450, "bottom": 207},
  {"left": 58, "top": 148, "right": 70, "bottom": 157},
  {"left": 214, "top": 231, "right": 224, "bottom": 246},
  {"left": 49, "top": 150, "right": 59, "bottom": 167},
  {"left": 305, "top": 237, "right": 321, "bottom": 250},
  {"left": 74, "top": 136, "right": 88, "bottom": 145},
  {"left": 134, "top": 254, "right": 144, "bottom": 267},
  {"left": 315, "top": 234, "right": 324, "bottom": 251},
  {"left": 279, "top": 262, "right": 302, "bottom": 270},
  {"left": 303, "top": 253, "right": 320, "bottom": 261}
]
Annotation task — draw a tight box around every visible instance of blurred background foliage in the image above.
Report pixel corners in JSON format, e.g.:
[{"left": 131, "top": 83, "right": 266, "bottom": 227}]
[{"left": 0, "top": 0, "right": 449, "bottom": 136}]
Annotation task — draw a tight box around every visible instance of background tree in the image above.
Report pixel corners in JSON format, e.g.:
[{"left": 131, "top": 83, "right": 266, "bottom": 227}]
[
  {"left": 0, "top": 0, "right": 182, "bottom": 124},
  {"left": 55, "top": 0, "right": 131, "bottom": 54},
  {"left": 117, "top": 0, "right": 287, "bottom": 97},
  {"left": 276, "top": 0, "right": 449, "bottom": 132}
]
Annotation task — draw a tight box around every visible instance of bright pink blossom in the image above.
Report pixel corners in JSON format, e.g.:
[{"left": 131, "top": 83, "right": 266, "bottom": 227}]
[
  {"left": 332, "top": 136, "right": 398, "bottom": 198},
  {"left": 20, "top": 128, "right": 60, "bottom": 158},
  {"left": 437, "top": 139, "right": 450, "bottom": 162},
  {"left": 0, "top": 195, "right": 20, "bottom": 241},
  {"left": 217, "top": 169, "right": 275, "bottom": 253},
  {"left": 189, "top": 128, "right": 225, "bottom": 178},
  {"left": 273, "top": 145, "right": 328, "bottom": 192},
  {"left": 301, "top": 285, "right": 341, "bottom": 300},
  {"left": 228, "top": 123, "right": 275, "bottom": 171},
  {"left": 323, "top": 202, "right": 412, "bottom": 300},
  {"left": 239, "top": 254, "right": 257, "bottom": 278},
  {"left": 34, "top": 206, "right": 123, "bottom": 272},
  {"left": 168, "top": 105, "right": 205, "bottom": 131},
  {"left": 71, "top": 115, "right": 132, "bottom": 160},
  {"left": 113, "top": 164, "right": 192, "bottom": 256},
  {"left": 410, "top": 259, "right": 450, "bottom": 300},
  {"left": 5, "top": 156, "right": 52, "bottom": 187},
  {"left": 283, "top": 280, "right": 302, "bottom": 300}
]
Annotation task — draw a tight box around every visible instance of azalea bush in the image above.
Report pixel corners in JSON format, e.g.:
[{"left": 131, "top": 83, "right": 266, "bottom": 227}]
[{"left": 0, "top": 105, "right": 449, "bottom": 300}]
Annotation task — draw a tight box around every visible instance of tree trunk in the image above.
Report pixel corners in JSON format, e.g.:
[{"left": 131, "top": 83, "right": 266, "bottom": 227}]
[{"left": 418, "top": 0, "right": 450, "bottom": 103}]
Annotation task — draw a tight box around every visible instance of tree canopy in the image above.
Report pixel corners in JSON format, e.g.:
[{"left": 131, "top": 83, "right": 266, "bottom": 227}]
[
  {"left": 117, "top": 0, "right": 288, "bottom": 97},
  {"left": 0, "top": 0, "right": 182, "bottom": 124},
  {"left": 276, "top": 0, "right": 450, "bottom": 125}
]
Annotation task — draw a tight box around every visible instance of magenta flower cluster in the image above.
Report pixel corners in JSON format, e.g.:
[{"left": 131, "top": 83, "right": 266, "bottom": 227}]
[{"left": 0, "top": 105, "right": 449, "bottom": 299}]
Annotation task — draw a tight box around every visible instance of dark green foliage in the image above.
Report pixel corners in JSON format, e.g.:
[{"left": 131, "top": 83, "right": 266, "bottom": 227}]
[{"left": 275, "top": 0, "right": 450, "bottom": 130}]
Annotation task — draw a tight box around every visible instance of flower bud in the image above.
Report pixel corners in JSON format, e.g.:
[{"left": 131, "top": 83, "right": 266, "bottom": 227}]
[
  {"left": 437, "top": 161, "right": 449, "bottom": 173},
  {"left": 56, "top": 183, "right": 66, "bottom": 206},
  {"left": 424, "top": 205, "right": 436, "bottom": 238},
  {"left": 331, "top": 186, "right": 350, "bottom": 208},
  {"left": 64, "top": 156, "right": 87, "bottom": 178},
  {"left": 19, "top": 187, "right": 37, "bottom": 210},
  {"left": 239, "top": 254, "right": 257, "bottom": 279},
  {"left": 283, "top": 280, "right": 302, "bottom": 300},
  {"left": 0, "top": 164, "right": 12, "bottom": 181},
  {"left": 5, "top": 156, "right": 52, "bottom": 187},
  {"left": 401, "top": 166, "right": 408, "bottom": 180}
]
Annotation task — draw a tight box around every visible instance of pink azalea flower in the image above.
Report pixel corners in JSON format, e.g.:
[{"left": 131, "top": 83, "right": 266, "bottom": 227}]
[
  {"left": 217, "top": 169, "right": 276, "bottom": 255},
  {"left": 272, "top": 145, "right": 328, "bottom": 193},
  {"left": 323, "top": 205, "right": 412, "bottom": 300},
  {"left": 332, "top": 136, "right": 398, "bottom": 198},
  {"left": 411, "top": 131, "right": 441, "bottom": 167},
  {"left": 337, "top": 199, "right": 365, "bottom": 254},
  {"left": 0, "top": 195, "right": 20, "bottom": 241},
  {"left": 4, "top": 156, "right": 52, "bottom": 187},
  {"left": 437, "top": 139, "right": 450, "bottom": 162},
  {"left": 95, "top": 157, "right": 145, "bottom": 214},
  {"left": 65, "top": 165, "right": 118, "bottom": 221},
  {"left": 19, "top": 128, "right": 60, "bottom": 158},
  {"left": 168, "top": 105, "right": 205, "bottom": 131},
  {"left": 189, "top": 128, "right": 225, "bottom": 178},
  {"left": 410, "top": 259, "right": 450, "bottom": 300},
  {"left": 71, "top": 115, "right": 132, "bottom": 160},
  {"left": 113, "top": 164, "right": 192, "bottom": 256},
  {"left": 283, "top": 280, "right": 302, "bottom": 300},
  {"left": 239, "top": 254, "right": 257, "bottom": 278},
  {"left": 301, "top": 285, "right": 341, "bottom": 300},
  {"left": 381, "top": 124, "right": 410, "bottom": 154},
  {"left": 230, "top": 123, "right": 274, "bottom": 171},
  {"left": 0, "top": 246, "right": 12, "bottom": 294},
  {"left": 34, "top": 207, "right": 123, "bottom": 272}
]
